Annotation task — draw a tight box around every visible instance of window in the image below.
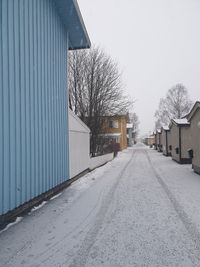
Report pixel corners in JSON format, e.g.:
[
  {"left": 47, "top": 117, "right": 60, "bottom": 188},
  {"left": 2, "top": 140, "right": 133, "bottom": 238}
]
[
  {"left": 109, "top": 120, "right": 118, "bottom": 128},
  {"left": 175, "top": 147, "right": 179, "bottom": 154},
  {"left": 188, "top": 149, "right": 193, "bottom": 159}
]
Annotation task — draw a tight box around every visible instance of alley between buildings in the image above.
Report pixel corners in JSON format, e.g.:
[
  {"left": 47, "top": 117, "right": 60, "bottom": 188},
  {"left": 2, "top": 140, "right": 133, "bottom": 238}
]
[{"left": 1, "top": 144, "right": 200, "bottom": 267}]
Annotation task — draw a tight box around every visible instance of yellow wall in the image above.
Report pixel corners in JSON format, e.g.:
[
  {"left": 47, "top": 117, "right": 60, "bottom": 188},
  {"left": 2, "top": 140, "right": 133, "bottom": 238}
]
[{"left": 103, "top": 116, "right": 128, "bottom": 151}]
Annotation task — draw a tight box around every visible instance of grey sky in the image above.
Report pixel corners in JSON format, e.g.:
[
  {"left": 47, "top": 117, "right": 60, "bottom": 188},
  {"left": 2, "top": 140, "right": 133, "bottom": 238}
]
[{"left": 77, "top": 0, "right": 200, "bottom": 135}]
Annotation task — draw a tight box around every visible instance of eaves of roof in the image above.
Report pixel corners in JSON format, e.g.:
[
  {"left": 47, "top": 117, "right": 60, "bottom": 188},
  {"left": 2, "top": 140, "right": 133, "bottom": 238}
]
[
  {"left": 186, "top": 101, "right": 200, "bottom": 122},
  {"left": 54, "top": 0, "right": 91, "bottom": 50}
]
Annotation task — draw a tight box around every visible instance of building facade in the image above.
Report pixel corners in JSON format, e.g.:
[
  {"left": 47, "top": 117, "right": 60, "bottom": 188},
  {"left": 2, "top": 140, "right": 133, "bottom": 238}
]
[
  {"left": 0, "top": 0, "right": 90, "bottom": 219},
  {"left": 161, "top": 126, "right": 170, "bottom": 156},
  {"left": 156, "top": 129, "right": 162, "bottom": 152},
  {"left": 169, "top": 119, "right": 192, "bottom": 164},
  {"left": 101, "top": 115, "right": 128, "bottom": 151},
  {"left": 187, "top": 102, "right": 200, "bottom": 174}
]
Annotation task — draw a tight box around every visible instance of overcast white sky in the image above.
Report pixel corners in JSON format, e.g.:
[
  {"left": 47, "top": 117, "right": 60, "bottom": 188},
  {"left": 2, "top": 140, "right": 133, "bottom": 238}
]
[{"left": 78, "top": 0, "right": 200, "bottom": 136}]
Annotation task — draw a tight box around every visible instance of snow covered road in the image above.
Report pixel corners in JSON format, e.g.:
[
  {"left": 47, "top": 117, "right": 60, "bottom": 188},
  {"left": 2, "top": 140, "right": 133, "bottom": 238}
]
[{"left": 1, "top": 144, "right": 200, "bottom": 266}]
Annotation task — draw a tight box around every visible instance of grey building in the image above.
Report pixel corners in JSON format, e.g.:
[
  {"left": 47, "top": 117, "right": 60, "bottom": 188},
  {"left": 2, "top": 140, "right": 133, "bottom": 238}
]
[
  {"left": 161, "top": 126, "right": 170, "bottom": 156},
  {"left": 169, "top": 118, "right": 192, "bottom": 164},
  {"left": 156, "top": 129, "right": 162, "bottom": 152},
  {"left": 186, "top": 101, "right": 200, "bottom": 174}
]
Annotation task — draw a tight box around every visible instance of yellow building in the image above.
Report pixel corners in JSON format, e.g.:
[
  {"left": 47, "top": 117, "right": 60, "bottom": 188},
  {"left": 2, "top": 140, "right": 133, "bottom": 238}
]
[{"left": 101, "top": 114, "right": 128, "bottom": 151}]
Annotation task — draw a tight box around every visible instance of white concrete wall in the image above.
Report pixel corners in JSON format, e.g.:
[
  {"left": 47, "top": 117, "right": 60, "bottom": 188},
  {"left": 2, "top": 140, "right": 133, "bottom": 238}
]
[
  {"left": 89, "top": 153, "right": 114, "bottom": 170},
  {"left": 69, "top": 110, "right": 114, "bottom": 178},
  {"left": 69, "top": 110, "right": 90, "bottom": 178}
]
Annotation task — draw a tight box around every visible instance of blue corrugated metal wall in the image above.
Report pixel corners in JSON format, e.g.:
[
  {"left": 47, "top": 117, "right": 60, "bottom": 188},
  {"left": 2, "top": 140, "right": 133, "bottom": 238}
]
[{"left": 0, "top": 0, "right": 69, "bottom": 215}]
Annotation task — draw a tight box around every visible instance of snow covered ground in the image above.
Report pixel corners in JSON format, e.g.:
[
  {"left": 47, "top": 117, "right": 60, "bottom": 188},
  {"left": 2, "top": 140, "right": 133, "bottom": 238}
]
[{"left": 1, "top": 143, "right": 200, "bottom": 266}]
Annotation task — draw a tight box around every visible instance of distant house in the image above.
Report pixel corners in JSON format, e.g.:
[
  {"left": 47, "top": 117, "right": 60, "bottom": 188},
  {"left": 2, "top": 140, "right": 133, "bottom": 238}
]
[
  {"left": 186, "top": 101, "right": 200, "bottom": 174},
  {"left": 127, "top": 123, "right": 133, "bottom": 147},
  {"left": 169, "top": 119, "right": 192, "bottom": 164},
  {"left": 161, "top": 126, "right": 170, "bottom": 156},
  {"left": 0, "top": 0, "right": 90, "bottom": 220},
  {"left": 101, "top": 114, "right": 128, "bottom": 151},
  {"left": 156, "top": 129, "right": 162, "bottom": 152},
  {"left": 145, "top": 134, "right": 155, "bottom": 148}
]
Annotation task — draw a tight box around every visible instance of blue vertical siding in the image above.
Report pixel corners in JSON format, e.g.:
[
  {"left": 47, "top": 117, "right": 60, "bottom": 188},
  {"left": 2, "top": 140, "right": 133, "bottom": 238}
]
[
  {"left": 0, "top": 0, "right": 69, "bottom": 215},
  {"left": 0, "top": 0, "right": 3, "bottom": 213}
]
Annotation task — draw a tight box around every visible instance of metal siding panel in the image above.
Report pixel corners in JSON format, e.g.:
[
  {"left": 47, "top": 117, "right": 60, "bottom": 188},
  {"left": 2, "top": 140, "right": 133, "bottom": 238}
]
[
  {"left": 19, "top": 0, "right": 26, "bottom": 204},
  {"left": 1, "top": 0, "right": 70, "bottom": 216},
  {"left": 29, "top": 0, "right": 35, "bottom": 200},
  {"left": 40, "top": 1, "right": 46, "bottom": 192},
  {"left": 2, "top": 0, "right": 10, "bottom": 213},
  {"left": 49, "top": 2, "right": 53, "bottom": 189},
  {"left": 34, "top": 0, "right": 39, "bottom": 197},
  {"left": 54, "top": 13, "right": 58, "bottom": 186},
  {"left": 0, "top": 0, "right": 3, "bottom": 214},
  {"left": 24, "top": 0, "right": 31, "bottom": 202},
  {"left": 63, "top": 34, "right": 68, "bottom": 182},
  {"left": 52, "top": 0, "right": 56, "bottom": 186},
  {"left": 8, "top": 0, "right": 16, "bottom": 210},
  {"left": 40, "top": 0, "right": 44, "bottom": 193},
  {"left": 13, "top": 0, "right": 21, "bottom": 207},
  {"left": 57, "top": 23, "right": 61, "bottom": 184},
  {"left": 45, "top": 1, "right": 49, "bottom": 191},
  {"left": 60, "top": 28, "right": 64, "bottom": 182},
  {"left": 52, "top": 4, "right": 56, "bottom": 187},
  {"left": 66, "top": 39, "right": 69, "bottom": 181}
]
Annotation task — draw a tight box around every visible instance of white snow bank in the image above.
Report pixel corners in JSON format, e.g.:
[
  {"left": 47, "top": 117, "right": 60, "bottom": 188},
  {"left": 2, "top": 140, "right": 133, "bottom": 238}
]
[
  {"left": 50, "top": 192, "right": 62, "bottom": 201},
  {"left": 0, "top": 217, "right": 23, "bottom": 235},
  {"left": 28, "top": 201, "right": 47, "bottom": 215},
  {"left": 89, "top": 153, "right": 113, "bottom": 170}
]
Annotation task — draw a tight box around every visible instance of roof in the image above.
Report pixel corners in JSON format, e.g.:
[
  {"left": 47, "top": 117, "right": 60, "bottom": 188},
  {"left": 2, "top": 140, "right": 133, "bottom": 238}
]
[
  {"left": 156, "top": 129, "right": 161, "bottom": 134},
  {"left": 162, "top": 125, "right": 170, "bottom": 131},
  {"left": 54, "top": 0, "right": 91, "bottom": 50},
  {"left": 169, "top": 118, "right": 190, "bottom": 129},
  {"left": 186, "top": 101, "right": 200, "bottom": 122},
  {"left": 69, "top": 109, "right": 90, "bottom": 133},
  {"left": 173, "top": 118, "right": 190, "bottom": 125}
]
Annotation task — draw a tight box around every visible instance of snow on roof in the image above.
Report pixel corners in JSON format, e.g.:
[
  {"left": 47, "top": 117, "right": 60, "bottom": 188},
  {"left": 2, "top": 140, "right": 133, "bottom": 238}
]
[
  {"left": 162, "top": 125, "right": 169, "bottom": 131},
  {"left": 126, "top": 123, "right": 133, "bottom": 129},
  {"left": 157, "top": 129, "right": 161, "bottom": 133},
  {"left": 187, "top": 101, "right": 200, "bottom": 121},
  {"left": 173, "top": 118, "right": 190, "bottom": 125},
  {"left": 100, "top": 133, "right": 121, "bottom": 137}
]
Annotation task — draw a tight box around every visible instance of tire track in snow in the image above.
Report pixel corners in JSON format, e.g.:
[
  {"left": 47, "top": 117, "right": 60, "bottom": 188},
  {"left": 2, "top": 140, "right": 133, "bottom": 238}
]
[
  {"left": 146, "top": 149, "right": 200, "bottom": 254},
  {"left": 66, "top": 149, "right": 136, "bottom": 267}
]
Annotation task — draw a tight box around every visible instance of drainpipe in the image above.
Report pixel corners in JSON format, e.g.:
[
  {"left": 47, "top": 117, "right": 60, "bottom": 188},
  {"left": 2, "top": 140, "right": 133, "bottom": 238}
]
[
  {"left": 179, "top": 127, "right": 181, "bottom": 162},
  {"left": 159, "top": 133, "right": 161, "bottom": 151}
]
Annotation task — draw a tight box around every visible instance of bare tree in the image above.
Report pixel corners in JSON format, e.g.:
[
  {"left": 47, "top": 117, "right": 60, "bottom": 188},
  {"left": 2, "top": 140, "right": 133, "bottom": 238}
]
[
  {"left": 129, "top": 112, "right": 139, "bottom": 142},
  {"left": 154, "top": 84, "right": 193, "bottom": 128},
  {"left": 68, "top": 47, "right": 133, "bottom": 155}
]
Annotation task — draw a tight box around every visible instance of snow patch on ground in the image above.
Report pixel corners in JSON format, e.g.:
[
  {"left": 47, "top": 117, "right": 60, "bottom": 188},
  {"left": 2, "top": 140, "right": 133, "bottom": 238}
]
[
  {"left": 1, "top": 145, "right": 200, "bottom": 266},
  {"left": 0, "top": 217, "right": 23, "bottom": 235},
  {"left": 50, "top": 192, "right": 63, "bottom": 201},
  {"left": 28, "top": 201, "right": 47, "bottom": 215}
]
